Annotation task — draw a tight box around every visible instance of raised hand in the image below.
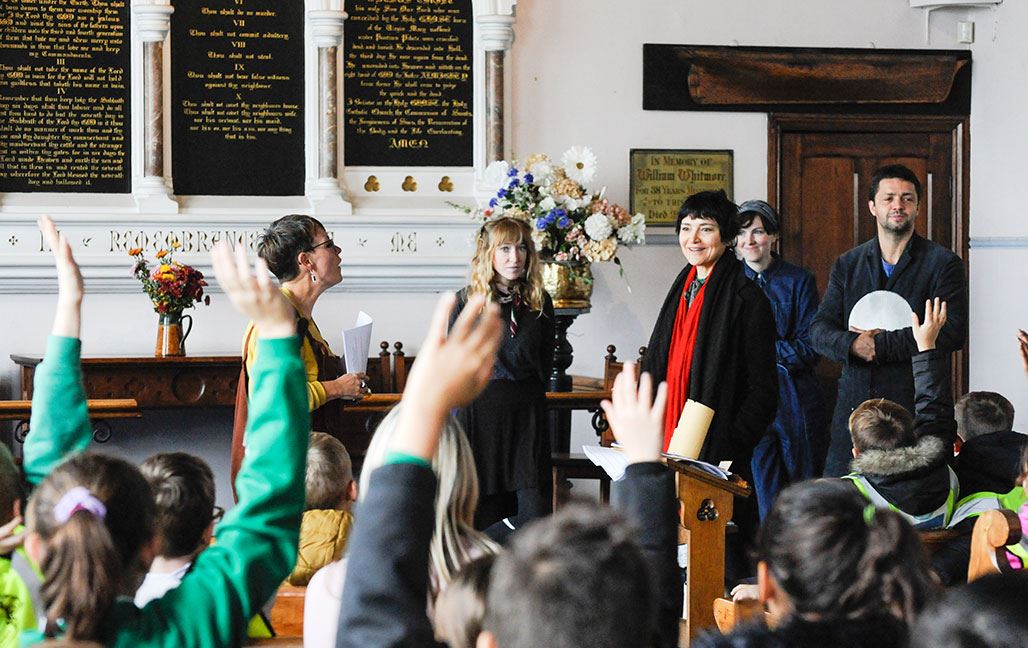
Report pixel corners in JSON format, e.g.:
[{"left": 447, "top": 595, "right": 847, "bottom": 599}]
[
  {"left": 40, "top": 216, "right": 84, "bottom": 338},
  {"left": 600, "top": 362, "right": 667, "bottom": 465},
  {"left": 210, "top": 241, "right": 293, "bottom": 339},
  {"left": 911, "top": 298, "right": 947, "bottom": 352},
  {"left": 392, "top": 293, "right": 502, "bottom": 460}
]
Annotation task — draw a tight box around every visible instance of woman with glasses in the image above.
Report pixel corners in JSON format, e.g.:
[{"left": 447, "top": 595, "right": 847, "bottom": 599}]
[{"left": 230, "top": 214, "right": 368, "bottom": 488}]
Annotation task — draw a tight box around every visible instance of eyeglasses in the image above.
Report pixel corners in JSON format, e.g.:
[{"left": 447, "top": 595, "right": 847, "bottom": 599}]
[
  {"left": 212, "top": 506, "right": 225, "bottom": 524},
  {"left": 307, "top": 238, "right": 335, "bottom": 252}
]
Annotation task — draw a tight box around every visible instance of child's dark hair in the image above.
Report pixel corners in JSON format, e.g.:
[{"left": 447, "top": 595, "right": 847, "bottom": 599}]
[
  {"left": 304, "top": 432, "right": 354, "bottom": 511},
  {"left": 27, "top": 453, "right": 155, "bottom": 640},
  {"left": 0, "top": 443, "right": 22, "bottom": 526},
  {"left": 955, "top": 391, "right": 1015, "bottom": 441},
  {"left": 433, "top": 554, "right": 495, "bottom": 648},
  {"left": 849, "top": 398, "right": 916, "bottom": 452},
  {"left": 758, "top": 479, "right": 937, "bottom": 626},
  {"left": 909, "top": 572, "right": 1028, "bottom": 648},
  {"left": 139, "top": 452, "right": 216, "bottom": 558},
  {"left": 483, "top": 504, "right": 653, "bottom": 648}
]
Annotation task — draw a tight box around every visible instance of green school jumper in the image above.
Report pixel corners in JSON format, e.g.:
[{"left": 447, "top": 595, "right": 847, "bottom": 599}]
[{"left": 22, "top": 335, "right": 307, "bottom": 647}]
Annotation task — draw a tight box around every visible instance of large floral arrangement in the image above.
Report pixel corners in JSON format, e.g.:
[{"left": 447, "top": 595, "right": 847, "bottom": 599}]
[
  {"left": 129, "top": 242, "right": 209, "bottom": 315},
  {"left": 474, "top": 146, "right": 645, "bottom": 265}
]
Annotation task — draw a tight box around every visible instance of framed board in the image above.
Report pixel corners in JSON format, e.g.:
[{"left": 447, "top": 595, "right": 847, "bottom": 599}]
[{"left": 629, "top": 149, "right": 733, "bottom": 227}]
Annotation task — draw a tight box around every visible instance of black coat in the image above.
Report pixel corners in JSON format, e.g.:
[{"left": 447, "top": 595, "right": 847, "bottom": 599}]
[
  {"left": 642, "top": 253, "right": 778, "bottom": 468},
  {"left": 693, "top": 614, "right": 910, "bottom": 648},
  {"left": 811, "top": 233, "right": 966, "bottom": 476},
  {"left": 955, "top": 430, "right": 1028, "bottom": 496}
]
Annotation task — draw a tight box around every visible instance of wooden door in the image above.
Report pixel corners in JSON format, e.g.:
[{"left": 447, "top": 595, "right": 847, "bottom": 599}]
[{"left": 769, "top": 114, "right": 969, "bottom": 400}]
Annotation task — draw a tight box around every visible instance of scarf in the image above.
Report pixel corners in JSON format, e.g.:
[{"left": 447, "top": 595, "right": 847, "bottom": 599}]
[{"left": 663, "top": 266, "right": 709, "bottom": 450}]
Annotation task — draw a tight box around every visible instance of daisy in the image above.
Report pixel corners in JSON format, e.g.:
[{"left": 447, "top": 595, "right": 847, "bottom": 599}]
[{"left": 561, "top": 146, "right": 597, "bottom": 185}]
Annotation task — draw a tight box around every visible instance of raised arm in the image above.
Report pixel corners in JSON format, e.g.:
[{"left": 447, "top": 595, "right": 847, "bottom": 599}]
[
  {"left": 811, "top": 257, "right": 860, "bottom": 363},
  {"left": 23, "top": 217, "right": 91, "bottom": 486},
  {"left": 601, "top": 364, "right": 679, "bottom": 648},
  {"left": 910, "top": 299, "right": 956, "bottom": 446},
  {"left": 337, "top": 293, "right": 501, "bottom": 648},
  {"left": 875, "top": 255, "right": 967, "bottom": 363},
  {"left": 142, "top": 242, "right": 308, "bottom": 646}
]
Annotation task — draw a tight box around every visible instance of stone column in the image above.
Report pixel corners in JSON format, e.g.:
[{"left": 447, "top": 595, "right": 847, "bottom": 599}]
[
  {"left": 476, "top": 14, "right": 516, "bottom": 164},
  {"left": 308, "top": 8, "right": 351, "bottom": 212},
  {"left": 132, "top": 2, "right": 176, "bottom": 210}
]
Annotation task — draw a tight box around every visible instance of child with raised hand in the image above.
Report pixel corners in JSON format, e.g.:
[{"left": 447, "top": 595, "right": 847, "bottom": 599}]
[{"left": 21, "top": 219, "right": 309, "bottom": 646}]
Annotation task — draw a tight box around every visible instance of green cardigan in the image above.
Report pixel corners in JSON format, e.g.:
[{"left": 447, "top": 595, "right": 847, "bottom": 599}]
[{"left": 23, "top": 335, "right": 307, "bottom": 647}]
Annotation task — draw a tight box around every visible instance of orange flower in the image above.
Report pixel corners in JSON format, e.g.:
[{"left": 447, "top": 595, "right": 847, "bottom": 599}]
[
  {"left": 172, "top": 240, "right": 182, "bottom": 249},
  {"left": 156, "top": 250, "right": 168, "bottom": 259},
  {"left": 159, "top": 264, "right": 171, "bottom": 274},
  {"left": 128, "top": 247, "right": 143, "bottom": 256}
]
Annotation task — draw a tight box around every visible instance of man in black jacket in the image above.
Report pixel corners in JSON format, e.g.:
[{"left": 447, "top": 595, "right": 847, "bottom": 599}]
[{"left": 812, "top": 164, "right": 967, "bottom": 477}]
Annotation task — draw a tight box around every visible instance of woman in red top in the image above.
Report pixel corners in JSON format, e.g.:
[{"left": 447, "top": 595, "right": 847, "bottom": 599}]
[{"left": 641, "top": 190, "right": 778, "bottom": 582}]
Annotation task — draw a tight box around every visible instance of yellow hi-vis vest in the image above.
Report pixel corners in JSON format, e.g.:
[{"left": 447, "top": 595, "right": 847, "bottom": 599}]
[{"left": 843, "top": 467, "right": 959, "bottom": 530}]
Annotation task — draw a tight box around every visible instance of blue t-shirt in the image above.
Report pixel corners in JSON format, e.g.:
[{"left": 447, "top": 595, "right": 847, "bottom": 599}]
[{"left": 882, "top": 259, "right": 897, "bottom": 278}]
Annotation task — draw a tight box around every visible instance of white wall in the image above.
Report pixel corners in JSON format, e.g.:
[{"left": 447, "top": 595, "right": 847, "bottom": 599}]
[{"left": 6, "top": 0, "right": 1026, "bottom": 503}]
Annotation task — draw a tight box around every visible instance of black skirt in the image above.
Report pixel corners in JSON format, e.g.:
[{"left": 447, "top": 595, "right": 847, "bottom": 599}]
[{"left": 456, "top": 378, "right": 551, "bottom": 501}]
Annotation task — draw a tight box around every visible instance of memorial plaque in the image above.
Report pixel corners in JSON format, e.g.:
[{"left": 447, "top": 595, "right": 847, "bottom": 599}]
[
  {"left": 344, "top": 0, "right": 473, "bottom": 167},
  {"left": 0, "top": 0, "right": 131, "bottom": 193},
  {"left": 630, "top": 149, "right": 734, "bottom": 227},
  {"left": 171, "top": 0, "right": 304, "bottom": 196}
]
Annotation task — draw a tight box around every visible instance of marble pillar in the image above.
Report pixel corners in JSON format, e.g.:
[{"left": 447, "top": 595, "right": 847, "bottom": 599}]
[
  {"left": 132, "top": 3, "right": 176, "bottom": 210},
  {"left": 476, "top": 14, "right": 516, "bottom": 164},
  {"left": 308, "top": 9, "right": 351, "bottom": 212}
]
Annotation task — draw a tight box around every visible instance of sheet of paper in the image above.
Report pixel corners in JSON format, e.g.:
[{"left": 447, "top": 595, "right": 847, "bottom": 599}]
[
  {"left": 341, "top": 311, "right": 373, "bottom": 375},
  {"left": 666, "top": 399, "right": 715, "bottom": 459},
  {"left": 848, "top": 290, "right": 912, "bottom": 331},
  {"left": 582, "top": 445, "right": 629, "bottom": 482}
]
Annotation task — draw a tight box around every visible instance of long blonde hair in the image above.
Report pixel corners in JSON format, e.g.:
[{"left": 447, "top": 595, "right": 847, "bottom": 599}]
[
  {"left": 468, "top": 217, "right": 545, "bottom": 312},
  {"left": 360, "top": 406, "right": 499, "bottom": 595}
]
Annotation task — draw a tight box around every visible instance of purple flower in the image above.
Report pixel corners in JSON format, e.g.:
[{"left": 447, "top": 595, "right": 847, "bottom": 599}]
[
  {"left": 489, "top": 197, "right": 498, "bottom": 208},
  {"left": 535, "top": 218, "right": 547, "bottom": 230},
  {"left": 557, "top": 216, "right": 571, "bottom": 229},
  {"left": 507, "top": 167, "right": 519, "bottom": 177},
  {"left": 524, "top": 173, "right": 534, "bottom": 184},
  {"left": 508, "top": 178, "right": 521, "bottom": 188},
  {"left": 497, "top": 189, "right": 507, "bottom": 199}
]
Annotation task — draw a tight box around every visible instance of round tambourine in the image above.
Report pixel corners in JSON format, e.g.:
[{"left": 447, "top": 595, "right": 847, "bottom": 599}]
[{"left": 847, "top": 290, "right": 912, "bottom": 331}]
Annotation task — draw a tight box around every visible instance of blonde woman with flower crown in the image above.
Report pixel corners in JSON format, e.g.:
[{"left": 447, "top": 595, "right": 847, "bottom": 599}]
[{"left": 452, "top": 216, "right": 555, "bottom": 539}]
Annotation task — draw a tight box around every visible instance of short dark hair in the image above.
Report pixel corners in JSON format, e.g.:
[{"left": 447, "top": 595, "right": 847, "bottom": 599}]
[
  {"left": 305, "top": 432, "right": 354, "bottom": 510},
  {"left": 868, "top": 164, "right": 922, "bottom": 203},
  {"left": 257, "top": 214, "right": 324, "bottom": 281},
  {"left": 849, "top": 398, "right": 916, "bottom": 452},
  {"left": 910, "top": 572, "right": 1028, "bottom": 648},
  {"left": 483, "top": 504, "right": 654, "bottom": 648},
  {"left": 140, "top": 452, "right": 216, "bottom": 559},
  {"left": 760, "top": 479, "right": 937, "bottom": 625},
  {"left": 955, "top": 392, "right": 1015, "bottom": 441},
  {"left": 675, "top": 189, "right": 738, "bottom": 242}
]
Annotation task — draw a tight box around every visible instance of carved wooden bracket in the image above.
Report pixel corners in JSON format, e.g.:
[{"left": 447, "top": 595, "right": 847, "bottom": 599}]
[{"left": 644, "top": 44, "right": 971, "bottom": 116}]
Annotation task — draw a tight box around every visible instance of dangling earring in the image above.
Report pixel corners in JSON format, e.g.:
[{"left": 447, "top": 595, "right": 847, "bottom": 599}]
[{"left": 310, "top": 270, "right": 318, "bottom": 283}]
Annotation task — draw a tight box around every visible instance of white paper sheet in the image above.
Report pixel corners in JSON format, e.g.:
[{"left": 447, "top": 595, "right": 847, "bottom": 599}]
[
  {"left": 848, "top": 290, "right": 912, "bottom": 331},
  {"left": 582, "top": 445, "right": 629, "bottom": 481},
  {"left": 341, "top": 311, "right": 374, "bottom": 374}
]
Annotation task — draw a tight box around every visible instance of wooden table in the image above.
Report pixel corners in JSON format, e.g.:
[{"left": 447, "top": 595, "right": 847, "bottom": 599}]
[{"left": 11, "top": 354, "right": 610, "bottom": 455}]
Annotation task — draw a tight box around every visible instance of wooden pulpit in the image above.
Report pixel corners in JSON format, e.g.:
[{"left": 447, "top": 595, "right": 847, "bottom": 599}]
[{"left": 665, "top": 459, "right": 751, "bottom": 641}]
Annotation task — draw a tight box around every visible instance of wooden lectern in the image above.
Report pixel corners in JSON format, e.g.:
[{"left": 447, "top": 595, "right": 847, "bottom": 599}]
[{"left": 665, "top": 459, "right": 751, "bottom": 642}]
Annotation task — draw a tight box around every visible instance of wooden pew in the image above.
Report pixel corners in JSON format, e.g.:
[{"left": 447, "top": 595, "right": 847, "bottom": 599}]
[
  {"left": 0, "top": 398, "right": 141, "bottom": 444},
  {"left": 268, "top": 583, "right": 306, "bottom": 639},
  {"left": 968, "top": 508, "right": 1024, "bottom": 582}
]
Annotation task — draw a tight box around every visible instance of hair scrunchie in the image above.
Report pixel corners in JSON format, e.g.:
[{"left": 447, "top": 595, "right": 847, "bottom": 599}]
[{"left": 53, "top": 486, "right": 107, "bottom": 524}]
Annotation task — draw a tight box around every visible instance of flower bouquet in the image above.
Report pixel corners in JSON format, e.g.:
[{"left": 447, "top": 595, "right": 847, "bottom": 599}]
[
  {"left": 473, "top": 146, "right": 646, "bottom": 269},
  {"left": 130, "top": 243, "right": 209, "bottom": 315}
]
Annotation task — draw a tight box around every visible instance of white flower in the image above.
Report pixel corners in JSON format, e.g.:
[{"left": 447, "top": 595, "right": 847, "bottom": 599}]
[
  {"left": 539, "top": 196, "right": 556, "bottom": 211},
  {"left": 584, "top": 212, "right": 613, "bottom": 241},
  {"left": 531, "top": 228, "right": 549, "bottom": 249},
  {"left": 482, "top": 160, "right": 510, "bottom": 192},
  {"left": 561, "top": 146, "right": 597, "bottom": 185},
  {"left": 529, "top": 160, "right": 554, "bottom": 184},
  {"left": 618, "top": 213, "right": 646, "bottom": 244},
  {"left": 562, "top": 196, "right": 582, "bottom": 211}
]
